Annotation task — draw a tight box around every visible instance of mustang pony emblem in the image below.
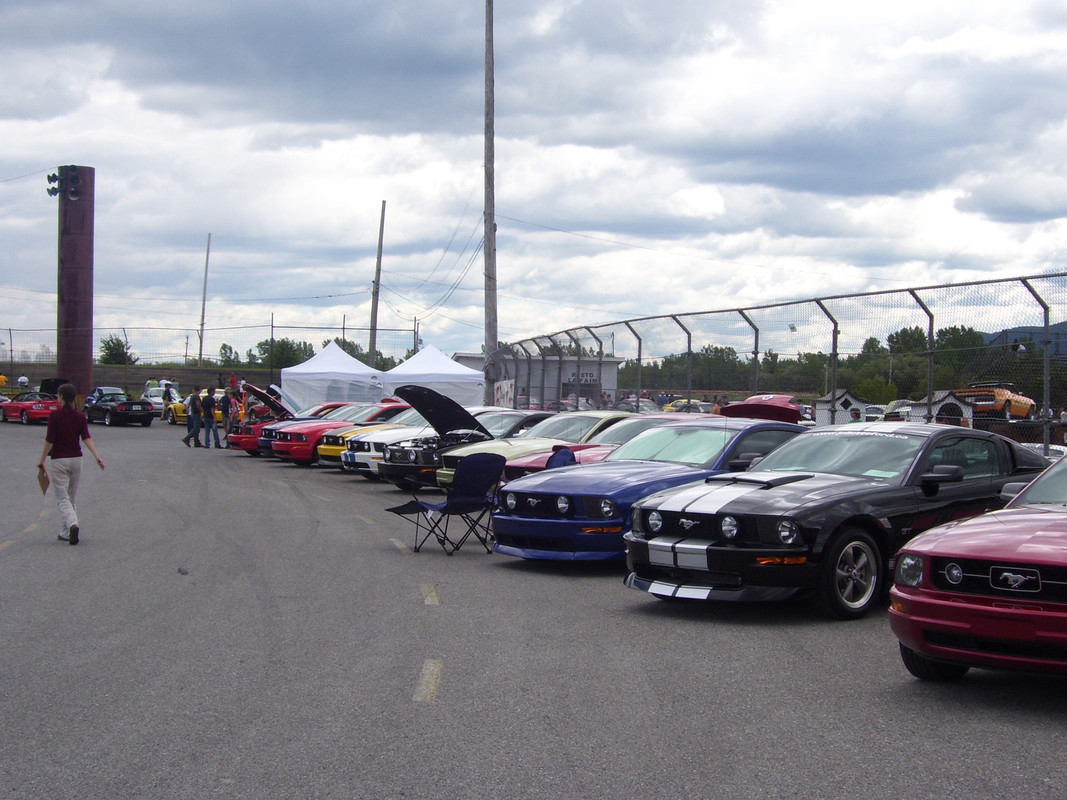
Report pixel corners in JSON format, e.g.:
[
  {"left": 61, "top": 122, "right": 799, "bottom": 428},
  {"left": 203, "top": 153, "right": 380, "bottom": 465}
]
[
  {"left": 679, "top": 518, "right": 699, "bottom": 531},
  {"left": 999, "top": 571, "right": 1034, "bottom": 589}
]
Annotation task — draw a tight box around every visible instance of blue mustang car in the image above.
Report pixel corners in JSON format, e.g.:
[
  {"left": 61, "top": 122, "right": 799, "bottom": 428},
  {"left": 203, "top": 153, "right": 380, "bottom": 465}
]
[{"left": 492, "top": 417, "right": 806, "bottom": 561}]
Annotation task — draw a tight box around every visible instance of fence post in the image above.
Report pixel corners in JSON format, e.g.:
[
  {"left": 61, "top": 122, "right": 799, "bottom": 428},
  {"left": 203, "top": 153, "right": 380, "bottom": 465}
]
[
  {"left": 738, "top": 310, "right": 759, "bottom": 393},
  {"left": 815, "top": 301, "right": 839, "bottom": 423},
  {"left": 670, "top": 315, "right": 692, "bottom": 401},
  {"left": 624, "top": 322, "right": 642, "bottom": 402},
  {"left": 1021, "top": 278, "right": 1052, "bottom": 451},
  {"left": 909, "top": 290, "right": 935, "bottom": 423}
]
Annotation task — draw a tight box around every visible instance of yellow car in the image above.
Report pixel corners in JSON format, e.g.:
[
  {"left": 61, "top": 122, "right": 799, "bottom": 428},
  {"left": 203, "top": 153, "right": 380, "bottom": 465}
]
[
  {"left": 165, "top": 389, "right": 225, "bottom": 425},
  {"left": 315, "top": 408, "right": 425, "bottom": 468}
]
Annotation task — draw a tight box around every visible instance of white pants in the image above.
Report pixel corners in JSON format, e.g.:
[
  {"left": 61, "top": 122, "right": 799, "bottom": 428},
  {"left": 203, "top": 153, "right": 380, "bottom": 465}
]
[{"left": 50, "top": 457, "right": 82, "bottom": 534}]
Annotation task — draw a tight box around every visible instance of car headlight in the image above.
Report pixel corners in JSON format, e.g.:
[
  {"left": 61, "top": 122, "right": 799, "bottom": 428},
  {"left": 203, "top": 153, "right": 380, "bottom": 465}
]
[
  {"left": 720, "top": 516, "right": 739, "bottom": 539},
  {"left": 407, "top": 450, "right": 418, "bottom": 463},
  {"left": 599, "top": 498, "right": 618, "bottom": 518},
  {"left": 648, "top": 510, "right": 663, "bottom": 534},
  {"left": 895, "top": 552, "right": 924, "bottom": 587},
  {"left": 505, "top": 492, "right": 517, "bottom": 511},
  {"left": 777, "top": 519, "right": 800, "bottom": 545},
  {"left": 556, "top": 495, "right": 571, "bottom": 514}
]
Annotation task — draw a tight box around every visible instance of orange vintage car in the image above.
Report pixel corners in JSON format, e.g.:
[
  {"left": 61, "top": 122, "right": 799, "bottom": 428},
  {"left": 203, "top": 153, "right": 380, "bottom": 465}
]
[{"left": 954, "top": 381, "right": 1035, "bottom": 420}]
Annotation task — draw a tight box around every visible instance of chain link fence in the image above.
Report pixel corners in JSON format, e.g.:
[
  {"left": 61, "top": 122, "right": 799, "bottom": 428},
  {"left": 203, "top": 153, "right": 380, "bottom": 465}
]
[{"left": 491, "top": 272, "right": 1067, "bottom": 428}]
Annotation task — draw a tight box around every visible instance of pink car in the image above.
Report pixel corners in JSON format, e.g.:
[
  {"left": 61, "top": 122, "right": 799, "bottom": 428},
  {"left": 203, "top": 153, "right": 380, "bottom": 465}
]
[{"left": 890, "top": 456, "right": 1067, "bottom": 680}]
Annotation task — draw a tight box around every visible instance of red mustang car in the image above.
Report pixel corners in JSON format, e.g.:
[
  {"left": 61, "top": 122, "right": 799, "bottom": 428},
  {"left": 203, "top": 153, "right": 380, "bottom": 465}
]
[
  {"left": 227, "top": 387, "right": 346, "bottom": 455},
  {"left": 890, "top": 454, "right": 1067, "bottom": 680},
  {"left": 0, "top": 391, "right": 60, "bottom": 424},
  {"left": 271, "top": 400, "right": 410, "bottom": 465}
]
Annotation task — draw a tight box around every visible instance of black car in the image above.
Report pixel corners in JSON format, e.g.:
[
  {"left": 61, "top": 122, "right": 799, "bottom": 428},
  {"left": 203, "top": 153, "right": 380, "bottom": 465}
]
[
  {"left": 85, "top": 392, "right": 154, "bottom": 427},
  {"left": 376, "top": 385, "right": 553, "bottom": 489},
  {"left": 623, "top": 422, "right": 1048, "bottom": 619}
]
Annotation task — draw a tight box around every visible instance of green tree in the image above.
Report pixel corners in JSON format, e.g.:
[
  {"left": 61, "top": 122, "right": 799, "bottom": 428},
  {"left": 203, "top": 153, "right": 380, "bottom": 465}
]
[
  {"left": 254, "top": 337, "right": 314, "bottom": 369},
  {"left": 218, "top": 343, "right": 241, "bottom": 367},
  {"left": 99, "top": 333, "right": 138, "bottom": 365},
  {"left": 887, "top": 326, "right": 928, "bottom": 354}
]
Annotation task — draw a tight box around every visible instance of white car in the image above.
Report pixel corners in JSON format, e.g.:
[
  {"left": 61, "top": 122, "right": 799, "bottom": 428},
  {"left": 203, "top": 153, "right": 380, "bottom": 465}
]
[{"left": 140, "top": 386, "right": 171, "bottom": 416}]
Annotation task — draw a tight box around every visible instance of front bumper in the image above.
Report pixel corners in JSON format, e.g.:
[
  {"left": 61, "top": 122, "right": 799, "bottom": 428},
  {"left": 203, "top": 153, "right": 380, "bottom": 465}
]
[
  {"left": 889, "top": 586, "right": 1067, "bottom": 676},
  {"left": 623, "top": 532, "right": 815, "bottom": 601},
  {"left": 492, "top": 516, "right": 626, "bottom": 561}
]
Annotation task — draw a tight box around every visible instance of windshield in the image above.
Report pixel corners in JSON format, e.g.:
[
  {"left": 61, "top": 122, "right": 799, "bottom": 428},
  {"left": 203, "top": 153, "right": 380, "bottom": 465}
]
[
  {"left": 476, "top": 411, "right": 526, "bottom": 437},
  {"left": 754, "top": 429, "right": 923, "bottom": 481},
  {"left": 587, "top": 415, "right": 673, "bottom": 445},
  {"left": 1012, "top": 457, "right": 1067, "bottom": 505},
  {"left": 522, "top": 413, "right": 606, "bottom": 442},
  {"left": 606, "top": 426, "right": 738, "bottom": 467},
  {"left": 389, "top": 408, "right": 427, "bottom": 427}
]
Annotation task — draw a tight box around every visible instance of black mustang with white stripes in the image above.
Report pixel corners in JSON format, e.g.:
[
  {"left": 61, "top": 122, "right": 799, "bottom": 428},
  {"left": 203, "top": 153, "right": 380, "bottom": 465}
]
[{"left": 623, "top": 422, "right": 1047, "bottom": 619}]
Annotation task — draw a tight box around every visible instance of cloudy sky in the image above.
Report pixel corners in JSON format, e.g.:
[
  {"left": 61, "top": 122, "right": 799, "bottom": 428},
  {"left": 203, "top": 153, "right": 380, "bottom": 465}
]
[{"left": 2, "top": 0, "right": 1067, "bottom": 361}]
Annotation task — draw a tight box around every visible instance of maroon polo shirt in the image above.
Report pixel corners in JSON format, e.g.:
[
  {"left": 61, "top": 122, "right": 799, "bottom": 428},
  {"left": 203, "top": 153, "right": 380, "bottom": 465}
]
[{"left": 45, "top": 406, "right": 91, "bottom": 459}]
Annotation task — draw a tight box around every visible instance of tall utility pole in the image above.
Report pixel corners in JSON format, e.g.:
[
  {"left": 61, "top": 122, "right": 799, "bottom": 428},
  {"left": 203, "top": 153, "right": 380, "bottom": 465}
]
[
  {"left": 368, "top": 200, "right": 386, "bottom": 368},
  {"left": 198, "top": 233, "right": 211, "bottom": 366},
  {"left": 483, "top": 0, "right": 498, "bottom": 402},
  {"left": 48, "top": 165, "right": 95, "bottom": 398}
]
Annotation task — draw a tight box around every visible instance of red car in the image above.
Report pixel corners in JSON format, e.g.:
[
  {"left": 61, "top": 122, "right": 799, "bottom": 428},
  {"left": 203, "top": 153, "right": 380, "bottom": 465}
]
[
  {"left": 890, "top": 455, "right": 1067, "bottom": 680},
  {"left": 271, "top": 400, "right": 410, "bottom": 464},
  {"left": 0, "top": 391, "right": 60, "bottom": 424},
  {"left": 228, "top": 390, "right": 349, "bottom": 455}
]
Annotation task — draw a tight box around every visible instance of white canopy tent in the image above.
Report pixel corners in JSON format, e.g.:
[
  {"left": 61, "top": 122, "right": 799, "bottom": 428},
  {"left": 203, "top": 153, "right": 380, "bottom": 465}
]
[
  {"left": 382, "top": 344, "right": 485, "bottom": 405},
  {"left": 279, "top": 341, "right": 383, "bottom": 410}
]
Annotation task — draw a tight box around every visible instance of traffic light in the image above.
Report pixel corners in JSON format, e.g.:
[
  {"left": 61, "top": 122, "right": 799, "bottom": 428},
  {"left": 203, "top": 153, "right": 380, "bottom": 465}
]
[{"left": 46, "top": 165, "right": 82, "bottom": 200}]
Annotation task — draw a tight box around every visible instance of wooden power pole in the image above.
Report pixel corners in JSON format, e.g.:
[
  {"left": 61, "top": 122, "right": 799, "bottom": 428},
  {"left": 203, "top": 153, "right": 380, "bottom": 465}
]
[{"left": 483, "top": 0, "right": 498, "bottom": 402}]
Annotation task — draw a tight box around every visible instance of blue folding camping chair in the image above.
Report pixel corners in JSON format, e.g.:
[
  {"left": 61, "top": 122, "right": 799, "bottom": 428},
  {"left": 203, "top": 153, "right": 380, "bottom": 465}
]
[{"left": 387, "top": 452, "right": 506, "bottom": 555}]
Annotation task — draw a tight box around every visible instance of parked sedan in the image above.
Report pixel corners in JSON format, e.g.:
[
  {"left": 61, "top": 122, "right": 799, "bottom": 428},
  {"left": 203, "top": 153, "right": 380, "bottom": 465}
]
[
  {"left": 316, "top": 406, "right": 427, "bottom": 468},
  {"left": 0, "top": 391, "right": 60, "bottom": 423},
  {"left": 624, "top": 422, "right": 1048, "bottom": 619},
  {"left": 493, "top": 417, "right": 806, "bottom": 561},
  {"left": 434, "top": 410, "right": 634, "bottom": 490},
  {"left": 85, "top": 392, "right": 154, "bottom": 426},
  {"left": 889, "top": 455, "right": 1067, "bottom": 680}
]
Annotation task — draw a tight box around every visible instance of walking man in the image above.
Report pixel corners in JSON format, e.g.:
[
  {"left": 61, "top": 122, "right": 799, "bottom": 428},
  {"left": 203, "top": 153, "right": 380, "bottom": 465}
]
[
  {"left": 182, "top": 387, "right": 204, "bottom": 447},
  {"left": 37, "top": 383, "right": 105, "bottom": 545}
]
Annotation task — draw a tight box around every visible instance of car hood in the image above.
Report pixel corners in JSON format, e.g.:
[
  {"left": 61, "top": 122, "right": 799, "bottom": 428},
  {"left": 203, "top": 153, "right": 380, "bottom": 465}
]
[
  {"left": 395, "top": 385, "right": 491, "bottom": 438},
  {"left": 637, "top": 470, "right": 892, "bottom": 516},
  {"left": 446, "top": 437, "right": 569, "bottom": 460},
  {"left": 503, "top": 459, "right": 713, "bottom": 496},
  {"left": 506, "top": 443, "right": 618, "bottom": 470},
  {"left": 901, "top": 507, "right": 1067, "bottom": 563},
  {"left": 242, "top": 383, "right": 293, "bottom": 419}
]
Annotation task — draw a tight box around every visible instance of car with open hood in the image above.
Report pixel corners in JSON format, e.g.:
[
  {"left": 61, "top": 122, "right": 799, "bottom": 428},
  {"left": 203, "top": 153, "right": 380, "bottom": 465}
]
[
  {"left": 226, "top": 384, "right": 313, "bottom": 454},
  {"left": 493, "top": 417, "right": 806, "bottom": 561},
  {"left": 362, "top": 385, "right": 552, "bottom": 487},
  {"left": 253, "top": 401, "right": 353, "bottom": 456},
  {"left": 623, "top": 422, "right": 1048, "bottom": 619},
  {"left": 889, "top": 454, "right": 1067, "bottom": 680},
  {"left": 434, "top": 410, "right": 634, "bottom": 490}
]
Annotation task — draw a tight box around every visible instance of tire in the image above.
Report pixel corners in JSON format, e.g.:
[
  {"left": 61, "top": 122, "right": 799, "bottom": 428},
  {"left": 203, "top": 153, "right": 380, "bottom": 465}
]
[
  {"left": 899, "top": 643, "right": 970, "bottom": 681},
  {"left": 165, "top": 409, "right": 175, "bottom": 424},
  {"left": 21, "top": 411, "right": 29, "bottom": 424},
  {"left": 816, "top": 528, "right": 883, "bottom": 620},
  {"left": 0, "top": 408, "right": 6, "bottom": 422},
  {"left": 141, "top": 418, "right": 152, "bottom": 427},
  {"left": 104, "top": 412, "right": 114, "bottom": 426}
]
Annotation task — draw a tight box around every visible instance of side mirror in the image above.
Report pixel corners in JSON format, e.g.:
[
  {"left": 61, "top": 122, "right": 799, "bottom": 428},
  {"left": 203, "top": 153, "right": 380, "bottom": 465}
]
[
  {"left": 1000, "top": 481, "right": 1028, "bottom": 502},
  {"left": 919, "top": 464, "right": 963, "bottom": 496}
]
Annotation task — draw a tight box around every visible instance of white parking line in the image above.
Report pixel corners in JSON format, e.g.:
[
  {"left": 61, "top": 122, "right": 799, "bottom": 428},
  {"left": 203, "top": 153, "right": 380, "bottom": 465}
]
[
  {"left": 420, "top": 584, "right": 439, "bottom": 605},
  {"left": 391, "top": 538, "right": 410, "bottom": 553},
  {"left": 412, "top": 658, "right": 442, "bottom": 703}
]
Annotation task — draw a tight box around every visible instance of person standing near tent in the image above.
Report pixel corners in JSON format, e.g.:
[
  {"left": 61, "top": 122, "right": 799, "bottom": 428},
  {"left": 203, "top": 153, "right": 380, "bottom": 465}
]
[{"left": 37, "top": 383, "right": 105, "bottom": 545}]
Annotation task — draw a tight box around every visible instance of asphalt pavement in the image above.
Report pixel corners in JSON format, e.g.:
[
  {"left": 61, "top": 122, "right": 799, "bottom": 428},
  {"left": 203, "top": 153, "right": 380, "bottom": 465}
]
[{"left": 1, "top": 418, "right": 1065, "bottom": 800}]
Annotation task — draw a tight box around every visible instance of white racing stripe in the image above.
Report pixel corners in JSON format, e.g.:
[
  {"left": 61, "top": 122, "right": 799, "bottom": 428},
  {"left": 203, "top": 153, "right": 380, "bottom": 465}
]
[{"left": 653, "top": 480, "right": 764, "bottom": 514}]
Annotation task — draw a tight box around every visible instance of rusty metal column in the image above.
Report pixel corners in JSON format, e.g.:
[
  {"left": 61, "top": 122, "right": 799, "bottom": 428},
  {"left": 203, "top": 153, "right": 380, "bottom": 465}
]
[{"left": 51, "top": 165, "right": 95, "bottom": 399}]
